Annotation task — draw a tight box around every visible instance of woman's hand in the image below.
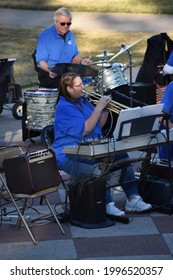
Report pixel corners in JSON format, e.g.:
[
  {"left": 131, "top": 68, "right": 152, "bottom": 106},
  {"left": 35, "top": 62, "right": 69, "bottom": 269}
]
[
  {"left": 96, "top": 95, "right": 111, "bottom": 112},
  {"left": 83, "top": 95, "right": 111, "bottom": 135}
]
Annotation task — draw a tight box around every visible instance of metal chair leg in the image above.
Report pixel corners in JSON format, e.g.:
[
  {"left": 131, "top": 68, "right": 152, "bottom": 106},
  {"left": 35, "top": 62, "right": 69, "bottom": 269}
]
[
  {"left": 43, "top": 195, "right": 65, "bottom": 234},
  {"left": 0, "top": 175, "right": 37, "bottom": 244}
]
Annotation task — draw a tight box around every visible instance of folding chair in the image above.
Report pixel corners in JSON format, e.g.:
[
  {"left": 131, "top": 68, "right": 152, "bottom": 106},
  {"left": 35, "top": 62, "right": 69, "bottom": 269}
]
[
  {"left": 41, "top": 125, "right": 70, "bottom": 218},
  {"left": 0, "top": 145, "right": 24, "bottom": 222},
  {"left": 41, "top": 124, "right": 55, "bottom": 149},
  {"left": 0, "top": 146, "right": 65, "bottom": 245},
  {"left": 31, "top": 49, "right": 39, "bottom": 73}
]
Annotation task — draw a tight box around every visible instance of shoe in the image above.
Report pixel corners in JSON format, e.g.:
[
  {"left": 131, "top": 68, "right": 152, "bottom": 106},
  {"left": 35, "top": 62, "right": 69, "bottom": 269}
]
[
  {"left": 106, "top": 202, "right": 125, "bottom": 216},
  {"left": 125, "top": 195, "right": 152, "bottom": 213}
]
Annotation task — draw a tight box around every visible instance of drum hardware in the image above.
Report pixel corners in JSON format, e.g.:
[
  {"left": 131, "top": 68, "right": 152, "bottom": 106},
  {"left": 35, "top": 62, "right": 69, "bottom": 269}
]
[
  {"left": 94, "top": 51, "right": 116, "bottom": 94},
  {"left": 83, "top": 90, "right": 128, "bottom": 114},
  {"left": 96, "top": 62, "right": 112, "bottom": 67},
  {"left": 109, "top": 39, "right": 142, "bottom": 61},
  {"left": 92, "top": 58, "right": 110, "bottom": 95},
  {"left": 126, "top": 48, "right": 135, "bottom": 107},
  {"left": 93, "top": 47, "right": 130, "bottom": 94},
  {"left": 92, "top": 59, "right": 109, "bottom": 65},
  {"left": 98, "top": 59, "right": 108, "bottom": 95},
  {"left": 25, "top": 116, "right": 35, "bottom": 146},
  {"left": 48, "top": 63, "right": 98, "bottom": 77},
  {"left": 97, "top": 62, "right": 128, "bottom": 94},
  {"left": 96, "top": 51, "right": 114, "bottom": 58},
  {"left": 109, "top": 39, "right": 142, "bottom": 107}
]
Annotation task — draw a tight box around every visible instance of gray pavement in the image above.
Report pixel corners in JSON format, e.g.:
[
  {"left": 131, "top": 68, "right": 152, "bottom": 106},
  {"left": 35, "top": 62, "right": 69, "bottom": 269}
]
[{"left": 0, "top": 8, "right": 173, "bottom": 32}]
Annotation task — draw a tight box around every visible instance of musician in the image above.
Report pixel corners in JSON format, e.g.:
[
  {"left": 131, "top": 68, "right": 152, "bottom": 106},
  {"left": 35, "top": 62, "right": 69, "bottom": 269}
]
[
  {"left": 36, "top": 7, "right": 92, "bottom": 88},
  {"left": 53, "top": 72, "right": 152, "bottom": 216},
  {"left": 163, "top": 50, "right": 173, "bottom": 75},
  {"left": 159, "top": 81, "right": 173, "bottom": 160}
]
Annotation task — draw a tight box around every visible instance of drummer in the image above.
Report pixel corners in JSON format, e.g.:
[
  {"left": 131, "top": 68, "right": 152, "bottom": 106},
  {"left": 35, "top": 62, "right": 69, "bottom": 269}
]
[{"left": 36, "top": 7, "right": 93, "bottom": 88}]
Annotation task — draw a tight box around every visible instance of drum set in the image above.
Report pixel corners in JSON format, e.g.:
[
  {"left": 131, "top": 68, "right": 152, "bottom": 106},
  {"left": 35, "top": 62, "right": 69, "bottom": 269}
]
[
  {"left": 23, "top": 39, "right": 141, "bottom": 135},
  {"left": 91, "top": 39, "right": 141, "bottom": 95},
  {"left": 24, "top": 88, "right": 58, "bottom": 131}
]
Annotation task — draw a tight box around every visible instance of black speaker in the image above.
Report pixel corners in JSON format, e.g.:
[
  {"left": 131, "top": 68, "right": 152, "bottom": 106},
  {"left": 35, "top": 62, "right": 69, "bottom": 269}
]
[
  {"left": 3, "top": 150, "right": 61, "bottom": 194},
  {"left": 139, "top": 176, "right": 172, "bottom": 205},
  {"left": 69, "top": 178, "right": 113, "bottom": 228},
  {"left": 148, "top": 162, "right": 173, "bottom": 180},
  {"left": 111, "top": 82, "right": 156, "bottom": 107}
]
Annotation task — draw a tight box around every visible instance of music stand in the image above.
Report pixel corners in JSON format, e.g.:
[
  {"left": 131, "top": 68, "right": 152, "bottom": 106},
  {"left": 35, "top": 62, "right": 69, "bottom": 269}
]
[
  {"left": 117, "top": 114, "right": 162, "bottom": 141},
  {"left": 114, "top": 104, "right": 173, "bottom": 214},
  {"left": 114, "top": 104, "right": 163, "bottom": 141}
]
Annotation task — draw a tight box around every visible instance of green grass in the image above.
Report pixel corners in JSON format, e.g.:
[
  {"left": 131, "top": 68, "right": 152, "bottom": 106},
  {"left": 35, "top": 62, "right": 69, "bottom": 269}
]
[
  {"left": 0, "top": 26, "right": 153, "bottom": 88},
  {"left": 1, "top": 25, "right": 173, "bottom": 88},
  {"left": 0, "top": 1, "right": 173, "bottom": 88}
]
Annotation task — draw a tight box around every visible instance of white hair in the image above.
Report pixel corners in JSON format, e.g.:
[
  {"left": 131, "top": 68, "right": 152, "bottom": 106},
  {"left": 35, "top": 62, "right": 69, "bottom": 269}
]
[{"left": 53, "top": 7, "right": 72, "bottom": 21}]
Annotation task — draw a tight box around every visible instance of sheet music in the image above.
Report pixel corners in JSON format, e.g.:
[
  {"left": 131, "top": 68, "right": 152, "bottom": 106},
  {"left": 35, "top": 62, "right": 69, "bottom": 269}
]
[
  {"left": 114, "top": 103, "right": 164, "bottom": 140},
  {"left": 140, "top": 103, "right": 163, "bottom": 117},
  {"left": 114, "top": 107, "right": 140, "bottom": 139},
  {"left": 140, "top": 103, "right": 163, "bottom": 131}
]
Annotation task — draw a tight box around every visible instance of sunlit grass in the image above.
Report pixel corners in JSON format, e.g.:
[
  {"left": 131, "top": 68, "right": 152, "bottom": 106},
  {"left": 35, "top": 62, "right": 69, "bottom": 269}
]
[
  {"left": 1, "top": 25, "right": 173, "bottom": 88},
  {"left": 1, "top": 1, "right": 173, "bottom": 88}
]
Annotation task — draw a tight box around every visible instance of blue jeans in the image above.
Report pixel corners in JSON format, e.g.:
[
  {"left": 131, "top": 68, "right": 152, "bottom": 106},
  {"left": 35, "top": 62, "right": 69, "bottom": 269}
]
[{"left": 59, "top": 152, "right": 138, "bottom": 204}]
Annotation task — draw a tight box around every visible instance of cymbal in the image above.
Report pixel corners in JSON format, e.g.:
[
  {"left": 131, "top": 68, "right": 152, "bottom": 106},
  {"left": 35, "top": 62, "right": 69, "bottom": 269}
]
[
  {"left": 109, "top": 39, "right": 142, "bottom": 61},
  {"left": 96, "top": 52, "right": 114, "bottom": 58},
  {"left": 92, "top": 60, "right": 109, "bottom": 65},
  {"left": 96, "top": 62, "right": 112, "bottom": 67},
  {"left": 49, "top": 63, "right": 98, "bottom": 77}
]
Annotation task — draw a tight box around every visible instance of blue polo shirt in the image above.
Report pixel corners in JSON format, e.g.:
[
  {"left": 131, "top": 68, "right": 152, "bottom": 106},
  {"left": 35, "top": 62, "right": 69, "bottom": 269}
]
[
  {"left": 159, "top": 81, "right": 173, "bottom": 160},
  {"left": 161, "top": 82, "right": 173, "bottom": 122},
  {"left": 36, "top": 25, "right": 79, "bottom": 66},
  {"left": 53, "top": 96, "right": 103, "bottom": 166},
  {"left": 167, "top": 51, "right": 173, "bottom": 66}
]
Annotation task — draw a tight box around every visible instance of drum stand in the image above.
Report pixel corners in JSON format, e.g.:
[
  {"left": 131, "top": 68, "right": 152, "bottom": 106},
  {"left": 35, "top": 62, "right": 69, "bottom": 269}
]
[
  {"left": 100, "top": 58, "right": 107, "bottom": 95},
  {"left": 25, "top": 116, "right": 36, "bottom": 147},
  {"left": 98, "top": 51, "right": 110, "bottom": 95}
]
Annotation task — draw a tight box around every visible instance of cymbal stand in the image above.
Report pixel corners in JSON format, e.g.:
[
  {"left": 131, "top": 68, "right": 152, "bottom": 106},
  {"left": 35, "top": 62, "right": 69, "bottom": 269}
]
[
  {"left": 101, "top": 51, "right": 107, "bottom": 96},
  {"left": 126, "top": 49, "right": 135, "bottom": 107}
]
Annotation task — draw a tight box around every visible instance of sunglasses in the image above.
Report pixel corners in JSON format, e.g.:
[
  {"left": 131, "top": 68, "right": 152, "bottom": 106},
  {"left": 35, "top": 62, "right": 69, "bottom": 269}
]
[{"left": 58, "top": 21, "right": 72, "bottom": 26}]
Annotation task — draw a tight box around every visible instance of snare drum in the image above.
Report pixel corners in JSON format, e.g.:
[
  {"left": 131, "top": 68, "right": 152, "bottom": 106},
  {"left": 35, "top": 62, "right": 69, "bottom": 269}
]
[
  {"left": 24, "top": 88, "right": 59, "bottom": 130},
  {"left": 98, "top": 63, "right": 128, "bottom": 93}
]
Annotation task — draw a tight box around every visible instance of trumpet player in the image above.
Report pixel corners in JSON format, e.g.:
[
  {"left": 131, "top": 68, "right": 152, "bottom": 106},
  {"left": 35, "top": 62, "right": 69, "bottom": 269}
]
[{"left": 53, "top": 72, "right": 152, "bottom": 216}]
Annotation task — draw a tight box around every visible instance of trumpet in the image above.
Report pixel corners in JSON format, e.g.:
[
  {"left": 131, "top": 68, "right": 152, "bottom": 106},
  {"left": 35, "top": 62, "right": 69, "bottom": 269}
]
[{"left": 83, "top": 90, "right": 129, "bottom": 114}]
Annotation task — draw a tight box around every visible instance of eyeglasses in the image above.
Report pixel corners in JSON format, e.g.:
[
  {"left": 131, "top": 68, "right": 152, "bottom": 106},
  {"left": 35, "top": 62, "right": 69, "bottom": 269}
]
[
  {"left": 58, "top": 21, "right": 72, "bottom": 26},
  {"left": 73, "top": 83, "right": 84, "bottom": 88}
]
